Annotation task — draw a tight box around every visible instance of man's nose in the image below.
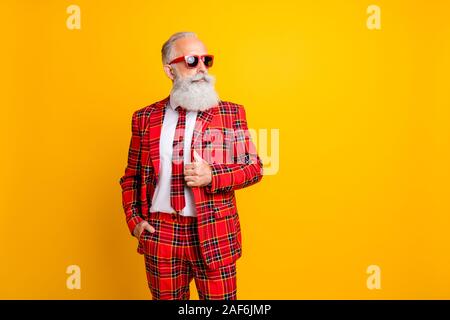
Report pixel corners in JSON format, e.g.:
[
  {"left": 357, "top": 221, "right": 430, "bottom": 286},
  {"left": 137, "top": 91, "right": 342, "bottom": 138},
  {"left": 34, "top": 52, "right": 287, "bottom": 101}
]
[{"left": 196, "top": 59, "right": 207, "bottom": 73}]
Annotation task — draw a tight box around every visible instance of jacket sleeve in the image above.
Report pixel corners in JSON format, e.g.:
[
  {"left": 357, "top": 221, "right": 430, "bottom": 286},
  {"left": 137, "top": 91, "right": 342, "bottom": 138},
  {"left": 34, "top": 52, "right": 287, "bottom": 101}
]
[
  {"left": 119, "top": 111, "right": 144, "bottom": 235},
  {"left": 205, "top": 104, "right": 264, "bottom": 194}
]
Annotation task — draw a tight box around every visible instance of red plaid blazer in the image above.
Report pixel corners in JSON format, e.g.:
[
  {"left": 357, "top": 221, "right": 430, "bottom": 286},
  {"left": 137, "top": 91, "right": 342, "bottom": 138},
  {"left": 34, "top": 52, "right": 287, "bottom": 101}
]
[{"left": 119, "top": 95, "right": 263, "bottom": 270}]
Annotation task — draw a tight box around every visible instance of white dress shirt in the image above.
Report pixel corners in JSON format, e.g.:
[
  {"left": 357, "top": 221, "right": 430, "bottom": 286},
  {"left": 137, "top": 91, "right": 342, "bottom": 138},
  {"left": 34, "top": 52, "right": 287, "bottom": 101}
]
[{"left": 149, "top": 97, "right": 198, "bottom": 217}]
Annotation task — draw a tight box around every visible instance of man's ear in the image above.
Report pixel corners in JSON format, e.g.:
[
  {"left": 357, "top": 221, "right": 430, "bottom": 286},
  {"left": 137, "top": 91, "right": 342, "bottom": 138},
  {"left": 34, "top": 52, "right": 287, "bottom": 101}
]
[{"left": 163, "top": 64, "right": 175, "bottom": 81}]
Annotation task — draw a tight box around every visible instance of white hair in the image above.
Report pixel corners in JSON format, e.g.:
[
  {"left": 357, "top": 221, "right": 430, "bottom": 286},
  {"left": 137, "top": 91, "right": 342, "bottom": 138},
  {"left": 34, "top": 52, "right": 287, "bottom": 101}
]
[{"left": 161, "top": 31, "right": 197, "bottom": 64}]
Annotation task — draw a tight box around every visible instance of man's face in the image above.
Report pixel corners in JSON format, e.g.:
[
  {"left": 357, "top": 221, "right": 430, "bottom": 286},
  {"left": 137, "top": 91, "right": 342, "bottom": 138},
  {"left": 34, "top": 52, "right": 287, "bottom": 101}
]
[
  {"left": 168, "top": 37, "right": 209, "bottom": 80},
  {"left": 166, "top": 36, "right": 219, "bottom": 112}
]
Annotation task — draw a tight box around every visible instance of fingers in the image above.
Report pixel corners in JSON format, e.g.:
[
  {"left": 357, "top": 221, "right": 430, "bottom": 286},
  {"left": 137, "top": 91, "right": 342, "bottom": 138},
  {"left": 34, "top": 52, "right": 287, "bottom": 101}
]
[
  {"left": 184, "top": 175, "right": 197, "bottom": 183},
  {"left": 186, "top": 180, "right": 199, "bottom": 187},
  {"left": 134, "top": 221, "right": 156, "bottom": 239},
  {"left": 184, "top": 167, "right": 197, "bottom": 176},
  {"left": 186, "top": 180, "right": 208, "bottom": 187},
  {"left": 193, "top": 150, "right": 203, "bottom": 163},
  {"left": 184, "top": 157, "right": 210, "bottom": 188},
  {"left": 184, "top": 162, "right": 209, "bottom": 176},
  {"left": 184, "top": 163, "right": 201, "bottom": 176},
  {"left": 138, "top": 221, "right": 155, "bottom": 235},
  {"left": 185, "top": 176, "right": 206, "bottom": 187},
  {"left": 184, "top": 163, "right": 196, "bottom": 170},
  {"left": 134, "top": 221, "right": 146, "bottom": 237},
  {"left": 144, "top": 224, "right": 155, "bottom": 233}
]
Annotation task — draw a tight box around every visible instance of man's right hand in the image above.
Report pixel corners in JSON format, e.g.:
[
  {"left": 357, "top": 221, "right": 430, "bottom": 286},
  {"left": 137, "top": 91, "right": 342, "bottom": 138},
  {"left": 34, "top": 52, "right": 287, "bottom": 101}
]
[{"left": 133, "top": 220, "right": 156, "bottom": 238}]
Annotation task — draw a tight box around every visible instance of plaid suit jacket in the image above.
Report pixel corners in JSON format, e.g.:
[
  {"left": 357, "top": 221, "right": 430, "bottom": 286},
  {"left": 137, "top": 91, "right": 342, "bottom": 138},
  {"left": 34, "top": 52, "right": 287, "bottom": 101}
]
[{"left": 119, "top": 95, "right": 263, "bottom": 270}]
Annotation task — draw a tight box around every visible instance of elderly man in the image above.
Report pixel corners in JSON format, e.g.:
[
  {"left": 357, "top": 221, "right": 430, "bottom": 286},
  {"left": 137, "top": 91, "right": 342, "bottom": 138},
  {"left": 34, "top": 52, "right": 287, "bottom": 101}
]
[{"left": 119, "top": 32, "right": 263, "bottom": 300}]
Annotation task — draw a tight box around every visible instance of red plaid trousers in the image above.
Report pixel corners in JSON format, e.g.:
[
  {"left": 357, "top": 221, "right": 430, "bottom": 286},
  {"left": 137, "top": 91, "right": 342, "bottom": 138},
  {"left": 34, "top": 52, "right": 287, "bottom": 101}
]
[{"left": 139, "top": 211, "right": 237, "bottom": 300}]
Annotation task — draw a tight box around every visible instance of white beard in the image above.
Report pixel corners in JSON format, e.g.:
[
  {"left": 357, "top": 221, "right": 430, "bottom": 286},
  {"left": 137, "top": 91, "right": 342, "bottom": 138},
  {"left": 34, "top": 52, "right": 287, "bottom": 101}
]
[{"left": 170, "top": 72, "right": 220, "bottom": 112}]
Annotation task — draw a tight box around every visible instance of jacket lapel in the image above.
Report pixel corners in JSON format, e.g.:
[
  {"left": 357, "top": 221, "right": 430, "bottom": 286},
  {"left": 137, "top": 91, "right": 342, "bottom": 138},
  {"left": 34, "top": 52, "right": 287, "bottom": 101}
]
[
  {"left": 148, "top": 96, "right": 169, "bottom": 179},
  {"left": 189, "top": 103, "right": 218, "bottom": 212},
  {"left": 190, "top": 104, "right": 218, "bottom": 162}
]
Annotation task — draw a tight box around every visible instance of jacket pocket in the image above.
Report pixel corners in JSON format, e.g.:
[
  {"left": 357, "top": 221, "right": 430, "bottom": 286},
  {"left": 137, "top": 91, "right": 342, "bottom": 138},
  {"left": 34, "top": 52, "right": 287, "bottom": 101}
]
[
  {"left": 213, "top": 203, "right": 237, "bottom": 219},
  {"left": 137, "top": 230, "right": 145, "bottom": 255}
]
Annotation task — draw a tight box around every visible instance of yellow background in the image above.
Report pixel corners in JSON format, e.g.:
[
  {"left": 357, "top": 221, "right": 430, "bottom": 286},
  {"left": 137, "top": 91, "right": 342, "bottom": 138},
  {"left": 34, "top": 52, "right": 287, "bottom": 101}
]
[{"left": 1, "top": 0, "right": 449, "bottom": 299}]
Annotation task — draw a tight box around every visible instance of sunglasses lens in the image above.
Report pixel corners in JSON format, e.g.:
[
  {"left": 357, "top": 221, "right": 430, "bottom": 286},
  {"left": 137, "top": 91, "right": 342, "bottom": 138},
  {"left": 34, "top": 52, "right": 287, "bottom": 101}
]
[
  {"left": 203, "top": 56, "right": 214, "bottom": 67},
  {"left": 185, "top": 56, "right": 198, "bottom": 68}
]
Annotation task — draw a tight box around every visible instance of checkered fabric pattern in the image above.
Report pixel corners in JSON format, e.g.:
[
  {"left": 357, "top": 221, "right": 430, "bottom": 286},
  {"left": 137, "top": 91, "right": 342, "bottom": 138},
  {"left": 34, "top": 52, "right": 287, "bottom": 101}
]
[
  {"left": 170, "top": 106, "right": 186, "bottom": 212},
  {"left": 119, "top": 95, "right": 263, "bottom": 271},
  {"left": 140, "top": 211, "right": 237, "bottom": 300}
]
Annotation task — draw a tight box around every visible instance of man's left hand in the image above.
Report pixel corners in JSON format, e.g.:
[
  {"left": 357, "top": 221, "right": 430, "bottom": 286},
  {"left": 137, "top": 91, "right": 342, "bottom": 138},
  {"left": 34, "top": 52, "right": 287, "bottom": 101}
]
[{"left": 184, "top": 151, "right": 212, "bottom": 187}]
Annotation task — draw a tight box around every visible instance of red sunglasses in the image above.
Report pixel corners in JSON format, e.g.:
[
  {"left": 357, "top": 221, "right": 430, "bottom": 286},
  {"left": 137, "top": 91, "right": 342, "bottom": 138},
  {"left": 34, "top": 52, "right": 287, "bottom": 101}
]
[{"left": 168, "top": 54, "right": 214, "bottom": 68}]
